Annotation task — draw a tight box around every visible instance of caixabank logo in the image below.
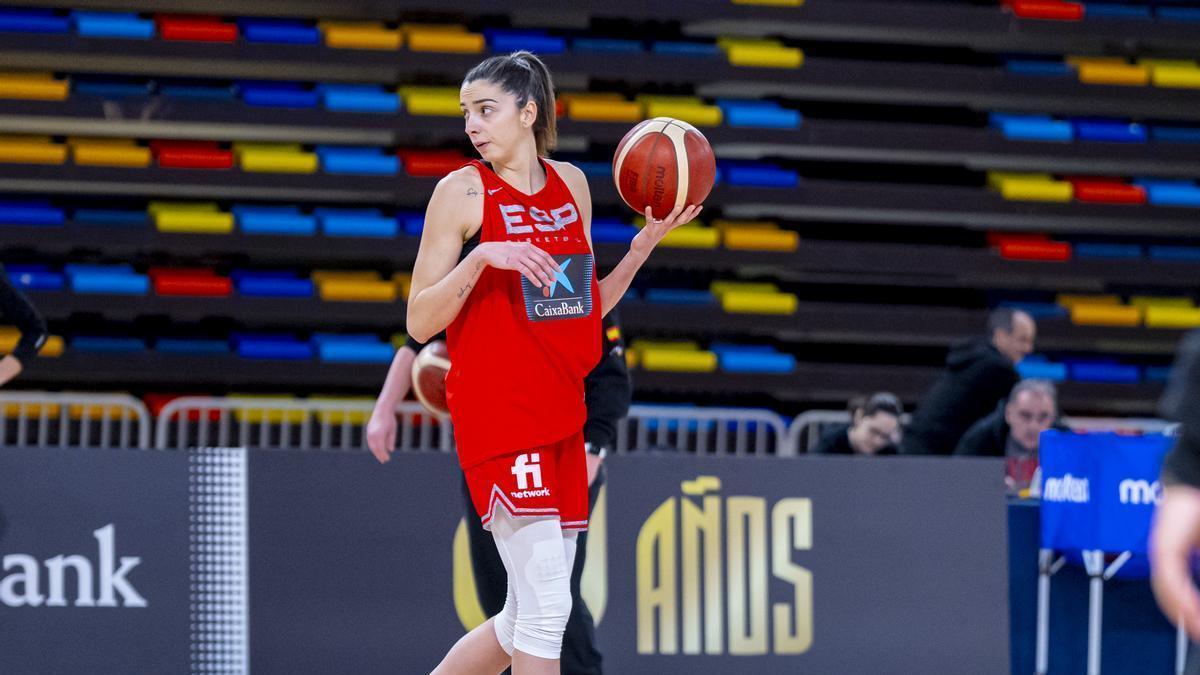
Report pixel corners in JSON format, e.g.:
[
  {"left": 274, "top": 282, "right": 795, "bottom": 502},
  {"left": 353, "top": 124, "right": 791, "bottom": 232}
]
[{"left": 521, "top": 254, "right": 594, "bottom": 322}]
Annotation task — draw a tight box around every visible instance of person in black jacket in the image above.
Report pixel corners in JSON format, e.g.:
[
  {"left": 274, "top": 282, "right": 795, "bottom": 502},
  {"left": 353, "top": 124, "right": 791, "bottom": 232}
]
[
  {"left": 811, "top": 392, "right": 902, "bottom": 456},
  {"left": 0, "top": 263, "right": 48, "bottom": 387},
  {"left": 954, "top": 379, "right": 1062, "bottom": 494},
  {"left": 900, "top": 308, "right": 1035, "bottom": 455},
  {"left": 1151, "top": 330, "right": 1200, "bottom": 645},
  {"left": 366, "top": 312, "right": 631, "bottom": 674}
]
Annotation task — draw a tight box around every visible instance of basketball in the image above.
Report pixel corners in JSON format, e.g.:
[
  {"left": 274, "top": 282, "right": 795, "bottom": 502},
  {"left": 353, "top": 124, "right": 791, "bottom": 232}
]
[
  {"left": 411, "top": 340, "right": 451, "bottom": 418},
  {"left": 612, "top": 117, "right": 716, "bottom": 220}
]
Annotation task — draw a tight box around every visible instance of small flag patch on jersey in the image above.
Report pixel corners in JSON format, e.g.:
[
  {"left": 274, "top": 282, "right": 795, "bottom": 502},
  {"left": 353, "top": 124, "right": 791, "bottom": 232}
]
[{"left": 606, "top": 326, "right": 621, "bottom": 342}]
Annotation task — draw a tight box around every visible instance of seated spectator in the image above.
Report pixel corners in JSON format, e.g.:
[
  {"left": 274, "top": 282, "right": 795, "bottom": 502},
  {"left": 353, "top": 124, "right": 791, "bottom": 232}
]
[
  {"left": 901, "top": 308, "right": 1036, "bottom": 455},
  {"left": 954, "top": 379, "right": 1062, "bottom": 495},
  {"left": 812, "top": 392, "right": 903, "bottom": 456}
]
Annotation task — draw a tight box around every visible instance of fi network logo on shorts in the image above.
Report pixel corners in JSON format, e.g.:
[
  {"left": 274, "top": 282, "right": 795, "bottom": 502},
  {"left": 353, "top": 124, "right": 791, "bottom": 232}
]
[
  {"left": 511, "top": 453, "right": 551, "bottom": 498},
  {"left": 521, "top": 254, "right": 593, "bottom": 323}
]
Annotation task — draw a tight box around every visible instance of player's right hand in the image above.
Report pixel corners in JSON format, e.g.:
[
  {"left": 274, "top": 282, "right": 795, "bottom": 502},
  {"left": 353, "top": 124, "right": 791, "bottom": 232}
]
[
  {"left": 474, "top": 241, "right": 561, "bottom": 289},
  {"left": 366, "top": 408, "right": 397, "bottom": 464},
  {"left": 1151, "top": 483, "right": 1200, "bottom": 640}
]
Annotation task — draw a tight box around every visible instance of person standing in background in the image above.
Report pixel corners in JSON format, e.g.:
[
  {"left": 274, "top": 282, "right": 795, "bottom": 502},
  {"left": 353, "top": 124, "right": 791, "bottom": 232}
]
[{"left": 901, "top": 308, "right": 1035, "bottom": 455}]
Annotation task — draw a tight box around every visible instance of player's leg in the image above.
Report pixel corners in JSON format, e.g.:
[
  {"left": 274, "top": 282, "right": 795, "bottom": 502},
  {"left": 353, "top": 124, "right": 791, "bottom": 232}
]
[{"left": 491, "top": 509, "right": 572, "bottom": 675}]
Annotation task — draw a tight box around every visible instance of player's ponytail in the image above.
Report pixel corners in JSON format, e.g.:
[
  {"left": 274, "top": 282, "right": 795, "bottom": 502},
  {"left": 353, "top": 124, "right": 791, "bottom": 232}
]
[{"left": 464, "top": 50, "right": 558, "bottom": 156}]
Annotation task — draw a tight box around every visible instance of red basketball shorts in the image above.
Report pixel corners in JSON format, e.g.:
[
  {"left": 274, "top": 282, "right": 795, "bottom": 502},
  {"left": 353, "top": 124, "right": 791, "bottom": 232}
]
[{"left": 464, "top": 430, "right": 589, "bottom": 531}]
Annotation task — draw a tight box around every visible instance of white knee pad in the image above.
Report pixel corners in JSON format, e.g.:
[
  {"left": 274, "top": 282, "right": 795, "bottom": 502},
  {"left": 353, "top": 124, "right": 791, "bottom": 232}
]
[{"left": 490, "top": 510, "right": 573, "bottom": 660}]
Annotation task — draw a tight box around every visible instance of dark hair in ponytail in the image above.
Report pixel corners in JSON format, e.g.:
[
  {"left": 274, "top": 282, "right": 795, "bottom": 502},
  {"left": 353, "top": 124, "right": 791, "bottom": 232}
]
[{"left": 463, "top": 50, "right": 557, "bottom": 156}]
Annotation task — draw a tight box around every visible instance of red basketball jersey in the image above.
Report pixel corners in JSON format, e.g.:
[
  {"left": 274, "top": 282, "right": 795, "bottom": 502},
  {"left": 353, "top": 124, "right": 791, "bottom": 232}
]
[{"left": 446, "top": 159, "right": 601, "bottom": 468}]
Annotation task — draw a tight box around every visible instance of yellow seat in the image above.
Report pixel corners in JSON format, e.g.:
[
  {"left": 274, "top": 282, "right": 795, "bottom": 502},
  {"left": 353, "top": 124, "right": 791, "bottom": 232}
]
[
  {"left": 720, "top": 291, "right": 798, "bottom": 315},
  {"left": 644, "top": 101, "right": 722, "bottom": 127},
  {"left": 641, "top": 348, "right": 718, "bottom": 373},
  {"left": 318, "top": 279, "right": 398, "bottom": 302},
  {"left": 1069, "top": 304, "right": 1141, "bottom": 327},
  {"left": 726, "top": 45, "right": 804, "bottom": 69},
  {"left": 986, "top": 171, "right": 1053, "bottom": 189},
  {"left": 723, "top": 227, "right": 799, "bottom": 252},
  {"left": 568, "top": 99, "right": 644, "bottom": 123},
  {"left": 239, "top": 148, "right": 318, "bottom": 174},
  {"left": 988, "top": 173, "right": 1072, "bottom": 202},
  {"left": 407, "top": 29, "right": 484, "bottom": 53},
  {"left": 659, "top": 227, "right": 720, "bottom": 249},
  {"left": 392, "top": 272, "right": 413, "bottom": 299},
  {"left": 321, "top": 21, "right": 402, "bottom": 50},
  {"left": 1078, "top": 63, "right": 1149, "bottom": 86},
  {"left": 1152, "top": 65, "right": 1200, "bottom": 89},
  {"left": 402, "top": 86, "right": 463, "bottom": 117},
  {"left": 0, "top": 73, "right": 68, "bottom": 101},
  {"left": 1145, "top": 307, "right": 1200, "bottom": 329},
  {"left": 155, "top": 210, "right": 234, "bottom": 234},
  {"left": 0, "top": 137, "right": 66, "bottom": 164},
  {"left": 71, "top": 140, "right": 151, "bottom": 168}
]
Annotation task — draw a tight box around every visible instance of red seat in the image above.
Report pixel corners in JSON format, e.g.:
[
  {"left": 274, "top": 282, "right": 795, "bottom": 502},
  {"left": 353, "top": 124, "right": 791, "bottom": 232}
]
[
  {"left": 1070, "top": 180, "right": 1147, "bottom": 205},
  {"left": 152, "top": 140, "right": 233, "bottom": 170},
  {"left": 149, "top": 267, "right": 233, "bottom": 297},
  {"left": 998, "top": 239, "right": 1071, "bottom": 262},
  {"left": 400, "top": 150, "right": 469, "bottom": 177},
  {"left": 156, "top": 14, "right": 238, "bottom": 42},
  {"left": 1007, "top": 1, "right": 1084, "bottom": 21}
]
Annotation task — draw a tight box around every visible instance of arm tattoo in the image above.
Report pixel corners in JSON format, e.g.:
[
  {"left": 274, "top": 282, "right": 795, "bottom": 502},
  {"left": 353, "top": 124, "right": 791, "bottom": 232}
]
[
  {"left": 456, "top": 261, "right": 486, "bottom": 298},
  {"left": 467, "top": 188, "right": 479, "bottom": 197}
]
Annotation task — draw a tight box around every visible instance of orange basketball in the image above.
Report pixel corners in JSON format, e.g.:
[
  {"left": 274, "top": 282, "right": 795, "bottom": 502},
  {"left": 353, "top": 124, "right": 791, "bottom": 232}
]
[
  {"left": 612, "top": 117, "right": 716, "bottom": 220},
  {"left": 411, "top": 340, "right": 450, "bottom": 418}
]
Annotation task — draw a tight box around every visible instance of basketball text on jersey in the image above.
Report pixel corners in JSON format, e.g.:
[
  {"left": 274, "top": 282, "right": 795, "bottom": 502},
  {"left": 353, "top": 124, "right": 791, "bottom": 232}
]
[{"left": 520, "top": 254, "right": 595, "bottom": 323}]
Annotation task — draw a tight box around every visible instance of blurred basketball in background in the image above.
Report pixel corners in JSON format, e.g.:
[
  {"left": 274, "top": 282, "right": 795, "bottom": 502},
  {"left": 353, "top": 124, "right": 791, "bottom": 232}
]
[
  {"left": 411, "top": 340, "right": 450, "bottom": 417},
  {"left": 613, "top": 117, "right": 716, "bottom": 220}
]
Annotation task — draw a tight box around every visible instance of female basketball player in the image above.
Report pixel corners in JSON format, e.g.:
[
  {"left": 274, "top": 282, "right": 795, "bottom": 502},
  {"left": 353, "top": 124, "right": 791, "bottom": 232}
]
[{"left": 400, "top": 51, "right": 700, "bottom": 674}]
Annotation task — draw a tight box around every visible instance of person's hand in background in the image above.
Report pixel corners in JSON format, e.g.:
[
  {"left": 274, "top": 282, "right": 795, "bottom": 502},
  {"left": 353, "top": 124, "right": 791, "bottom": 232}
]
[{"left": 1151, "top": 483, "right": 1200, "bottom": 640}]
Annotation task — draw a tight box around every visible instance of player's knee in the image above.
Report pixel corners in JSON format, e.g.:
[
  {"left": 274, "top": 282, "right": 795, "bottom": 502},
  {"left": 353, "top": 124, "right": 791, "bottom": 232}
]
[
  {"left": 492, "top": 601, "right": 516, "bottom": 656},
  {"left": 512, "top": 540, "right": 572, "bottom": 658}
]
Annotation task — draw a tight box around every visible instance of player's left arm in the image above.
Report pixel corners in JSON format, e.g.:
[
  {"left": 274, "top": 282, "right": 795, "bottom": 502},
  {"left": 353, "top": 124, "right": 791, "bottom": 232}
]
[{"left": 553, "top": 160, "right": 700, "bottom": 317}]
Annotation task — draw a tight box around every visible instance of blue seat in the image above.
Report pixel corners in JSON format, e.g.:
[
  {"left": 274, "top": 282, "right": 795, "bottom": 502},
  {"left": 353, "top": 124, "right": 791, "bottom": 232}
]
[
  {"left": 1152, "top": 127, "right": 1200, "bottom": 143},
  {"left": 572, "top": 38, "right": 642, "bottom": 53},
  {"left": 1069, "top": 362, "right": 1140, "bottom": 384},
  {"left": 1005, "top": 60, "right": 1072, "bottom": 77},
  {"left": 1017, "top": 360, "right": 1068, "bottom": 381},
  {"left": 316, "top": 208, "right": 398, "bottom": 238},
  {"left": 1145, "top": 184, "right": 1200, "bottom": 207},
  {"left": 651, "top": 41, "right": 721, "bottom": 57},
  {"left": 486, "top": 30, "right": 566, "bottom": 54},
  {"left": 157, "top": 82, "right": 235, "bottom": 101},
  {"left": 1084, "top": 4, "right": 1151, "bottom": 19},
  {"left": 316, "top": 147, "right": 398, "bottom": 175},
  {"left": 71, "top": 11, "right": 154, "bottom": 39},
  {"left": 718, "top": 100, "right": 802, "bottom": 129},
  {"left": 1073, "top": 243, "right": 1143, "bottom": 259},
  {"left": 574, "top": 161, "right": 612, "bottom": 179},
  {"left": 1145, "top": 366, "right": 1173, "bottom": 382},
  {"left": 237, "top": 275, "right": 314, "bottom": 298},
  {"left": 67, "top": 265, "right": 148, "bottom": 295},
  {"left": 6, "top": 265, "right": 64, "bottom": 291},
  {"left": 236, "top": 336, "right": 313, "bottom": 360},
  {"left": 238, "top": 19, "right": 319, "bottom": 44},
  {"left": 318, "top": 84, "right": 397, "bottom": 113},
  {"left": 233, "top": 205, "right": 316, "bottom": 235},
  {"left": 1149, "top": 245, "right": 1200, "bottom": 261},
  {"left": 1073, "top": 119, "right": 1148, "bottom": 144},
  {"left": 156, "top": 337, "right": 230, "bottom": 355},
  {"left": 1157, "top": 7, "right": 1200, "bottom": 22},
  {"left": 723, "top": 163, "right": 799, "bottom": 188},
  {"left": 73, "top": 208, "right": 146, "bottom": 226},
  {"left": 401, "top": 214, "right": 424, "bottom": 236},
  {"left": 0, "top": 9, "right": 70, "bottom": 33},
  {"left": 991, "top": 114, "right": 1073, "bottom": 142},
  {"left": 591, "top": 221, "right": 638, "bottom": 244},
  {"left": 644, "top": 288, "right": 717, "bottom": 305},
  {"left": 75, "top": 78, "right": 153, "bottom": 98},
  {"left": 316, "top": 338, "right": 394, "bottom": 364},
  {"left": 71, "top": 336, "right": 146, "bottom": 353},
  {"left": 0, "top": 201, "right": 64, "bottom": 226},
  {"left": 240, "top": 82, "right": 318, "bottom": 108}
]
